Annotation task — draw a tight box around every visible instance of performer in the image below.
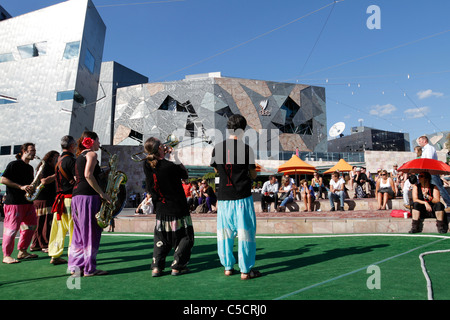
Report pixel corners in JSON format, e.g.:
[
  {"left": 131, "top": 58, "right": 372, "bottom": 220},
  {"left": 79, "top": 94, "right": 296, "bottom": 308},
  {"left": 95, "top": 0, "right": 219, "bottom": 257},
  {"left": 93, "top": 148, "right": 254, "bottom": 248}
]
[
  {"left": 48, "top": 135, "right": 76, "bottom": 265},
  {"left": 1, "top": 143, "right": 38, "bottom": 264},
  {"left": 210, "top": 114, "right": 261, "bottom": 280},
  {"left": 143, "top": 137, "right": 194, "bottom": 277},
  {"left": 31, "top": 150, "right": 59, "bottom": 253},
  {"left": 68, "top": 131, "right": 110, "bottom": 276},
  {"left": 409, "top": 171, "right": 447, "bottom": 234}
]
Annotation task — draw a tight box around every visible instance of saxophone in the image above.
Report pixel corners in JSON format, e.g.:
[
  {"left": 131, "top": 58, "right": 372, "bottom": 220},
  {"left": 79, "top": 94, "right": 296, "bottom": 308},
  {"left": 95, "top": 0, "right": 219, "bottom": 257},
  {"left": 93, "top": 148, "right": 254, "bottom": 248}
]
[
  {"left": 26, "top": 156, "right": 46, "bottom": 202},
  {"left": 96, "top": 147, "right": 127, "bottom": 228}
]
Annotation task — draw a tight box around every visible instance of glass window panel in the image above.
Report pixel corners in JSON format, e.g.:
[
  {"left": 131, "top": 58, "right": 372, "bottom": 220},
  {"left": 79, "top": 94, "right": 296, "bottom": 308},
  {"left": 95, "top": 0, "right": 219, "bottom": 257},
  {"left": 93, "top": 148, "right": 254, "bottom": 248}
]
[
  {"left": 84, "top": 49, "right": 95, "bottom": 73},
  {"left": 0, "top": 53, "right": 14, "bottom": 63},
  {"left": 17, "top": 41, "right": 47, "bottom": 59},
  {"left": 0, "top": 146, "right": 11, "bottom": 156},
  {"left": 57, "top": 90, "right": 75, "bottom": 101},
  {"left": 63, "top": 41, "right": 80, "bottom": 60},
  {"left": 56, "top": 90, "right": 86, "bottom": 106}
]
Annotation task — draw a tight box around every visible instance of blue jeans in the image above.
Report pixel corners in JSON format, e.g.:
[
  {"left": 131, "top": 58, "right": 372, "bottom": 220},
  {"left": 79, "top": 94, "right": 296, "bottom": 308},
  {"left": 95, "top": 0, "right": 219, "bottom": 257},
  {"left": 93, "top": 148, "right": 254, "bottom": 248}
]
[
  {"left": 280, "top": 196, "right": 293, "bottom": 207},
  {"left": 328, "top": 191, "right": 345, "bottom": 208},
  {"left": 431, "top": 175, "right": 450, "bottom": 207}
]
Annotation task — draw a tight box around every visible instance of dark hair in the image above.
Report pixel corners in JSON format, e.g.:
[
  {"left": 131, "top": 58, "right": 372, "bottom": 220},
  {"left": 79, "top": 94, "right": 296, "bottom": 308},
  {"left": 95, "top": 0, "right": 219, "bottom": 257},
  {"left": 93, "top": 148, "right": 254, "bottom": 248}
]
[
  {"left": 408, "top": 174, "right": 417, "bottom": 184},
  {"left": 61, "top": 135, "right": 76, "bottom": 150},
  {"left": 76, "top": 131, "right": 98, "bottom": 156},
  {"left": 226, "top": 114, "right": 247, "bottom": 131},
  {"left": 419, "top": 172, "right": 431, "bottom": 181},
  {"left": 15, "top": 142, "right": 35, "bottom": 160},
  {"left": 36, "top": 150, "right": 59, "bottom": 171},
  {"left": 144, "top": 137, "right": 161, "bottom": 169}
]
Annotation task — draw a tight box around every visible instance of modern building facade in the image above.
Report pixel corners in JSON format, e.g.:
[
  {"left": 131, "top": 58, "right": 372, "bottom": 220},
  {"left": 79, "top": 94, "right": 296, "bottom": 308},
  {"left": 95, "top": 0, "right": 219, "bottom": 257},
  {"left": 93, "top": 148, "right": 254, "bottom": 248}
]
[
  {"left": 113, "top": 73, "right": 327, "bottom": 164},
  {"left": 327, "top": 126, "right": 411, "bottom": 152},
  {"left": 93, "top": 61, "right": 148, "bottom": 146},
  {"left": 0, "top": 0, "right": 106, "bottom": 171}
]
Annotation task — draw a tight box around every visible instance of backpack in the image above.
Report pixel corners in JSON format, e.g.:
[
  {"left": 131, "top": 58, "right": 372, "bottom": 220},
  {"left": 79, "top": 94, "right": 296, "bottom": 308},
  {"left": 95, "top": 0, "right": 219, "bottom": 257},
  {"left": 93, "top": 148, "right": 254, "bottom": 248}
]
[{"left": 194, "top": 202, "right": 208, "bottom": 213}]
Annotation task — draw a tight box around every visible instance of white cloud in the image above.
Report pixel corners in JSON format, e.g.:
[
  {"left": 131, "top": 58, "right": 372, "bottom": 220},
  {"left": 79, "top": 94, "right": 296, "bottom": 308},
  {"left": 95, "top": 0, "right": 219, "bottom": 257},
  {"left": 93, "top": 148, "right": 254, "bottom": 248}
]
[
  {"left": 404, "top": 106, "right": 430, "bottom": 119},
  {"left": 416, "top": 89, "right": 443, "bottom": 99},
  {"left": 369, "top": 103, "right": 397, "bottom": 116}
]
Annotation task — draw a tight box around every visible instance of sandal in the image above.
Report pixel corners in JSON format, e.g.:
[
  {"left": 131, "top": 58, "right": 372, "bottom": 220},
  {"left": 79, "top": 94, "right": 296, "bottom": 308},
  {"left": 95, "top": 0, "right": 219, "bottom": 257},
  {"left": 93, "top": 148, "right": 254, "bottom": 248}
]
[
  {"left": 224, "top": 268, "right": 235, "bottom": 276},
  {"left": 17, "top": 251, "right": 38, "bottom": 260},
  {"left": 84, "top": 270, "right": 108, "bottom": 277},
  {"left": 3, "top": 256, "right": 20, "bottom": 264},
  {"left": 50, "top": 257, "right": 67, "bottom": 265},
  {"left": 241, "top": 269, "right": 261, "bottom": 280}
]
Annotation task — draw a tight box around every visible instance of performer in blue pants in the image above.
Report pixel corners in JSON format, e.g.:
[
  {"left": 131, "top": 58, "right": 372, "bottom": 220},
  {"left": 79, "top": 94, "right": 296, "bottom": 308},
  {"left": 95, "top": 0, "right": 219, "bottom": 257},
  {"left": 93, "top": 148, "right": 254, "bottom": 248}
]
[{"left": 211, "top": 114, "right": 261, "bottom": 280}]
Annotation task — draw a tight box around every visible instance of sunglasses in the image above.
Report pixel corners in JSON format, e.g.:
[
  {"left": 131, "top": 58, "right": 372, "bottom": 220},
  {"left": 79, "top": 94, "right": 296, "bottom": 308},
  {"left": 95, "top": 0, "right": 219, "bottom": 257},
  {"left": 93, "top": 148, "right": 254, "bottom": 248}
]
[
  {"left": 381, "top": 173, "right": 386, "bottom": 176},
  {"left": 418, "top": 174, "right": 425, "bottom": 178}
]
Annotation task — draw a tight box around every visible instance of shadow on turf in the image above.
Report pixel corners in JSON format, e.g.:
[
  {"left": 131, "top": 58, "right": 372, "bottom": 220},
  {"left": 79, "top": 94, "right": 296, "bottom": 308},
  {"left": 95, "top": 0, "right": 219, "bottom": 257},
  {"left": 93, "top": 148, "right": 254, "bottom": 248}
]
[{"left": 257, "top": 243, "right": 389, "bottom": 275}]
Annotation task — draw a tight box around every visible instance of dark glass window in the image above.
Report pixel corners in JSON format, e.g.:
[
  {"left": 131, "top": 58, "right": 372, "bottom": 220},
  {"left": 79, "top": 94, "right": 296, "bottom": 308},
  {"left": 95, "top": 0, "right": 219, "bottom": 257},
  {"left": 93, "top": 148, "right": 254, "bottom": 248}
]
[
  {"left": 84, "top": 49, "right": 95, "bottom": 73},
  {"left": 17, "top": 42, "right": 47, "bottom": 59},
  {"left": 0, "top": 146, "right": 11, "bottom": 156},
  {"left": 56, "top": 90, "right": 86, "bottom": 105}
]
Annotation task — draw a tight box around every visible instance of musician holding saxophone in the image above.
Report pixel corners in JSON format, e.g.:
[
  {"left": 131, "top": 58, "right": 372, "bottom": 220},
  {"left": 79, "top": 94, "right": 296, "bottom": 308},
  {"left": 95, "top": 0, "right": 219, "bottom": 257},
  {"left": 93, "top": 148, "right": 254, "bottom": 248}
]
[
  {"left": 68, "top": 131, "right": 111, "bottom": 277},
  {"left": 1, "top": 142, "right": 39, "bottom": 264}
]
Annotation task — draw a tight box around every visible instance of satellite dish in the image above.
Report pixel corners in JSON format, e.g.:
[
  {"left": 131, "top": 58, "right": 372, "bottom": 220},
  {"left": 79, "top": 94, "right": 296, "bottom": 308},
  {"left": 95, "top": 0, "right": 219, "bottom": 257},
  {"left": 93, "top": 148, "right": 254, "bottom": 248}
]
[{"left": 329, "top": 122, "right": 346, "bottom": 138}]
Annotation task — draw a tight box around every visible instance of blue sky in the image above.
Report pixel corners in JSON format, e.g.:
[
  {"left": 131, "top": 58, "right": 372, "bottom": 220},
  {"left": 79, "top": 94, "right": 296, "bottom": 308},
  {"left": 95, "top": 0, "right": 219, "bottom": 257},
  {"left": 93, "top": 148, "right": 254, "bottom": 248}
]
[{"left": 2, "top": 0, "right": 449, "bottom": 144}]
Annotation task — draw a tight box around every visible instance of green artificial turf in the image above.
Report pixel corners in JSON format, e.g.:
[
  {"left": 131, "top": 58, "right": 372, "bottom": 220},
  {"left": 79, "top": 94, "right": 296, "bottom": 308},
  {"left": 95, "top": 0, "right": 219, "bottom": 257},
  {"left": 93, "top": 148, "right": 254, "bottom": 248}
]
[{"left": 1, "top": 233, "right": 450, "bottom": 300}]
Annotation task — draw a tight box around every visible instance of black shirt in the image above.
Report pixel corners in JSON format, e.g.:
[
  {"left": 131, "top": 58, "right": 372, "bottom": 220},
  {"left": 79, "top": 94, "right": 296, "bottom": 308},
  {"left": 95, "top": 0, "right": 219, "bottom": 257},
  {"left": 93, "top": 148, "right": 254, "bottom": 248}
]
[
  {"left": 35, "top": 162, "right": 56, "bottom": 206},
  {"left": 55, "top": 151, "right": 76, "bottom": 195},
  {"left": 144, "top": 159, "right": 189, "bottom": 217},
  {"left": 210, "top": 139, "right": 256, "bottom": 200},
  {"left": 3, "top": 159, "right": 34, "bottom": 205},
  {"left": 73, "top": 152, "right": 102, "bottom": 196}
]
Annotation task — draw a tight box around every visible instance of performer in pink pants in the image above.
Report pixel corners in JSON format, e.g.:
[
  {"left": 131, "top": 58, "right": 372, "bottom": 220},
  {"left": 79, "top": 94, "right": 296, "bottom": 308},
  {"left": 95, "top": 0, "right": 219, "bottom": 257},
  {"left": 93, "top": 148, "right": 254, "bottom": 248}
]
[{"left": 1, "top": 143, "right": 38, "bottom": 264}]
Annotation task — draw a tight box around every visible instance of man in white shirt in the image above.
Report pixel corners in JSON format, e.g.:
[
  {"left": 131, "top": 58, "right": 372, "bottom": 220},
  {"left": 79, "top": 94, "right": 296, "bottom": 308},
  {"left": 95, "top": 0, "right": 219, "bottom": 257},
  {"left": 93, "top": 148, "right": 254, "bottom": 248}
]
[
  {"left": 328, "top": 171, "right": 345, "bottom": 211},
  {"left": 418, "top": 135, "right": 450, "bottom": 212},
  {"left": 261, "top": 175, "right": 279, "bottom": 212}
]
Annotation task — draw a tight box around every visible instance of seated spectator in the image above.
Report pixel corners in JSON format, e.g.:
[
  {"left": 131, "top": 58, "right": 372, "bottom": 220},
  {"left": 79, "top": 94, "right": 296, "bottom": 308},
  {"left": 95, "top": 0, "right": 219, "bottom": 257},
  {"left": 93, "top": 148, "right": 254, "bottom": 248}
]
[
  {"left": 353, "top": 167, "right": 370, "bottom": 198},
  {"left": 189, "top": 181, "right": 199, "bottom": 211},
  {"left": 135, "top": 193, "right": 153, "bottom": 215},
  {"left": 182, "top": 179, "right": 193, "bottom": 209},
  {"left": 409, "top": 172, "right": 447, "bottom": 234},
  {"left": 202, "top": 181, "right": 217, "bottom": 213},
  {"left": 375, "top": 169, "right": 396, "bottom": 210},
  {"left": 403, "top": 173, "right": 417, "bottom": 209},
  {"left": 311, "top": 172, "right": 325, "bottom": 199},
  {"left": 277, "top": 176, "right": 295, "bottom": 212},
  {"left": 328, "top": 171, "right": 345, "bottom": 211},
  {"left": 300, "top": 179, "right": 315, "bottom": 212},
  {"left": 261, "top": 175, "right": 278, "bottom": 212}
]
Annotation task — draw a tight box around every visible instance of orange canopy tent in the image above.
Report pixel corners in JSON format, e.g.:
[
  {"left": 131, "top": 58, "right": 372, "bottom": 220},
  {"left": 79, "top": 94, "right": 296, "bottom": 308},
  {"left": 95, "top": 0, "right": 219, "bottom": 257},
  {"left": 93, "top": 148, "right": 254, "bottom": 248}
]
[
  {"left": 277, "top": 155, "right": 317, "bottom": 175},
  {"left": 323, "top": 158, "right": 353, "bottom": 174}
]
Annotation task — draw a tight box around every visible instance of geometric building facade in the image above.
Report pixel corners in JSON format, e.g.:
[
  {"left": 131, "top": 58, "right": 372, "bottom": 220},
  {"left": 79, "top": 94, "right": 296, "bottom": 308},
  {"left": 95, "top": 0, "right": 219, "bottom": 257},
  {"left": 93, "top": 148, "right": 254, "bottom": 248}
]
[
  {"left": 0, "top": 0, "right": 106, "bottom": 172},
  {"left": 113, "top": 72, "right": 327, "bottom": 162},
  {"left": 93, "top": 61, "right": 148, "bottom": 146}
]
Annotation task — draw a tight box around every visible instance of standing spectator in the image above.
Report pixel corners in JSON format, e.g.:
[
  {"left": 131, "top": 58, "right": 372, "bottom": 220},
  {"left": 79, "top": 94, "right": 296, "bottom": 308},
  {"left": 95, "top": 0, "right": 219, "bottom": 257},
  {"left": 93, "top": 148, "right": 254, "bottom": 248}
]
[
  {"left": 418, "top": 135, "right": 450, "bottom": 213},
  {"left": 210, "top": 114, "right": 260, "bottom": 280},
  {"left": 328, "top": 171, "right": 345, "bottom": 211},
  {"left": 260, "top": 175, "right": 278, "bottom": 212}
]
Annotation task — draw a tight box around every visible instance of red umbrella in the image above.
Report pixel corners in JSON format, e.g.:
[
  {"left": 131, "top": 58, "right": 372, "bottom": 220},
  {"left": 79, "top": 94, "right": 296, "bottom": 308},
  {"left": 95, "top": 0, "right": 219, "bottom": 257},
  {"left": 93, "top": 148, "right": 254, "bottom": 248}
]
[{"left": 397, "top": 158, "right": 450, "bottom": 175}]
